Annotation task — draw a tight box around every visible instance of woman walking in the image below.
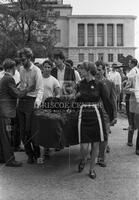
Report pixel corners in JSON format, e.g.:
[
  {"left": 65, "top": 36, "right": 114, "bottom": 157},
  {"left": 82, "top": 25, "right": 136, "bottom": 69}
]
[{"left": 76, "top": 62, "right": 114, "bottom": 179}]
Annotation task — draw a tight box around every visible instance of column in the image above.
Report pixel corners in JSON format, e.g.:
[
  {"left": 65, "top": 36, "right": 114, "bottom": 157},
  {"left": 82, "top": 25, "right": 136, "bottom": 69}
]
[
  {"left": 114, "top": 24, "right": 117, "bottom": 47},
  {"left": 94, "top": 23, "right": 97, "bottom": 47},
  {"left": 85, "top": 24, "right": 87, "bottom": 46},
  {"left": 104, "top": 24, "right": 107, "bottom": 47}
]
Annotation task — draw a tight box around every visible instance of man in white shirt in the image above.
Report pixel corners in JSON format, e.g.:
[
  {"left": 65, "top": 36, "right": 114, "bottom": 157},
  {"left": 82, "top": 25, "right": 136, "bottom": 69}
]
[
  {"left": 108, "top": 63, "right": 122, "bottom": 110},
  {"left": 109, "top": 63, "right": 122, "bottom": 90},
  {"left": 124, "top": 59, "right": 139, "bottom": 154},
  {"left": 37, "top": 59, "right": 61, "bottom": 164},
  {"left": 42, "top": 60, "right": 60, "bottom": 102},
  {"left": 17, "top": 48, "right": 44, "bottom": 164},
  {"left": 0, "top": 65, "right": 4, "bottom": 80}
]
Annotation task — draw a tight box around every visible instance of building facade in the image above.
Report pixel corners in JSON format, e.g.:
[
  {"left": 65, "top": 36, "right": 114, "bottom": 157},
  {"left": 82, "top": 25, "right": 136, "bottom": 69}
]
[{"left": 44, "top": 0, "right": 136, "bottom": 67}]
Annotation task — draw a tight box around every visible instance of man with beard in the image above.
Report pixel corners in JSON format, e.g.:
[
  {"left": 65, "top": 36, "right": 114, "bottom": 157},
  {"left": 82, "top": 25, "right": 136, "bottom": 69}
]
[{"left": 18, "top": 48, "right": 44, "bottom": 164}]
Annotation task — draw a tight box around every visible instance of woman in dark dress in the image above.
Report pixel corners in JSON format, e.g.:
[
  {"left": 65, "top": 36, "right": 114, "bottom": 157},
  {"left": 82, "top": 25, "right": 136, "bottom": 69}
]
[{"left": 76, "top": 62, "right": 114, "bottom": 179}]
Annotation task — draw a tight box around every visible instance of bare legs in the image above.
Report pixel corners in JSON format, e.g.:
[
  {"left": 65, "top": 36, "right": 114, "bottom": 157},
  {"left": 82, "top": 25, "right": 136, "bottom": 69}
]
[
  {"left": 80, "top": 143, "right": 89, "bottom": 163},
  {"left": 79, "top": 142, "right": 99, "bottom": 178},
  {"left": 90, "top": 142, "right": 99, "bottom": 171}
]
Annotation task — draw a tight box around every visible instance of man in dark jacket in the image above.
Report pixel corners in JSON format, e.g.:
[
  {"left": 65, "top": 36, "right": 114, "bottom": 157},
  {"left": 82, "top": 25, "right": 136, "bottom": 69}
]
[
  {"left": 95, "top": 61, "right": 117, "bottom": 167},
  {"left": 51, "top": 51, "right": 81, "bottom": 97},
  {"left": 0, "top": 59, "right": 32, "bottom": 167}
]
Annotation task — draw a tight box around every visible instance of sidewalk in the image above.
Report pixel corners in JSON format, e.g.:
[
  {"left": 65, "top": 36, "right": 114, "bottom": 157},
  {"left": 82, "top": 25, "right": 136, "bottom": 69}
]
[{"left": 0, "top": 114, "right": 139, "bottom": 200}]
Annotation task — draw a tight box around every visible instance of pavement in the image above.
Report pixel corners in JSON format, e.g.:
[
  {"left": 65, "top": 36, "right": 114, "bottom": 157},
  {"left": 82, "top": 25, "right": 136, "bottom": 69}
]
[{"left": 0, "top": 114, "right": 139, "bottom": 200}]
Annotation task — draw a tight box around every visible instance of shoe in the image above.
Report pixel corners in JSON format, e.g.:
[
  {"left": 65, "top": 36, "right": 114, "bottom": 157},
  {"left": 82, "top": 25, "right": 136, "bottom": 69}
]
[
  {"left": 96, "top": 158, "right": 107, "bottom": 167},
  {"left": 78, "top": 159, "right": 85, "bottom": 173},
  {"left": 98, "top": 160, "right": 107, "bottom": 167},
  {"left": 127, "top": 131, "right": 134, "bottom": 147},
  {"left": 135, "top": 150, "right": 139, "bottom": 155},
  {"left": 106, "top": 146, "right": 110, "bottom": 153},
  {"left": 6, "top": 160, "right": 22, "bottom": 167},
  {"left": 55, "top": 147, "right": 61, "bottom": 152},
  {"left": 44, "top": 153, "right": 50, "bottom": 159},
  {"left": 37, "top": 157, "right": 45, "bottom": 164},
  {"left": 44, "top": 148, "right": 50, "bottom": 159},
  {"left": 127, "top": 142, "right": 133, "bottom": 147},
  {"left": 27, "top": 157, "right": 34, "bottom": 164},
  {"left": 89, "top": 170, "right": 96, "bottom": 179}
]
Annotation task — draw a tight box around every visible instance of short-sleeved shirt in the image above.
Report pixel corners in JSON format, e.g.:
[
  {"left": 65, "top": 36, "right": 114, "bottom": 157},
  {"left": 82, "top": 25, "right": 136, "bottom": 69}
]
[
  {"left": 42, "top": 75, "right": 60, "bottom": 101},
  {"left": 109, "top": 71, "right": 122, "bottom": 91}
]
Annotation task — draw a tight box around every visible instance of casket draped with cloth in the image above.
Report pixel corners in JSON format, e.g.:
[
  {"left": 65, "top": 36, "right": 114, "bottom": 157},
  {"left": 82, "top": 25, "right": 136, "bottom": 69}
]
[{"left": 31, "top": 99, "right": 79, "bottom": 148}]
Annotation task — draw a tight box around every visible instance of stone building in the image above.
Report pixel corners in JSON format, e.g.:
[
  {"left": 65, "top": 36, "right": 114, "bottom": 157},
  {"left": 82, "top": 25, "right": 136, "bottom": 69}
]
[{"left": 44, "top": 0, "right": 136, "bottom": 67}]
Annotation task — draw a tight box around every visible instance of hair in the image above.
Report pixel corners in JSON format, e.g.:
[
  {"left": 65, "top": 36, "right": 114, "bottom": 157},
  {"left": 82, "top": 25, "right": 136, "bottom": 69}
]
[
  {"left": 65, "top": 59, "right": 73, "bottom": 67},
  {"left": 53, "top": 50, "right": 65, "bottom": 61},
  {"left": 95, "top": 61, "right": 105, "bottom": 70},
  {"left": 14, "top": 58, "right": 22, "bottom": 66},
  {"left": 3, "top": 58, "right": 16, "bottom": 71},
  {"left": 131, "top": 58, "right": 138, "bottom": 66},
  {"left": 18, "top": 47, "right": 33, "bottom": 59},
  {"left": 42, "top": 59, "right": 53, "bottom": 68},
  {"left": 112, "top": 63, "right": 118, "bottom": 68},
  {"left": 76, "top": 64, "right": 81, "bottom": 69},
  {"left": 81, "top": 62, "right": 97, "bottom": 76},
  {"left": 0, "top": 64, "right": 3, "bottom": 71}
]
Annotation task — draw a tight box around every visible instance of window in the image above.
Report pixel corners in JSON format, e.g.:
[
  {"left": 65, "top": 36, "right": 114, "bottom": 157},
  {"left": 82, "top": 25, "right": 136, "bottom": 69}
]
[
  {"left": 117, "top": 24, "right": 123, "bottom": 46},
  {"left": 107, "top": 24, "right": 114, "bottom": 46},
  {"left": 55, "top": 11, "right": 60, "bottom": 17},
  {"left": 97, "top": 24, "right": 104, "bottom": 46},
  {"left": 55, "top": 29, "right": 61, "bottom": 43},
  {"left": 98, "top": 53, "right": 104, "bottom": 61},
  {"left": 88, "top": 53, "right": 94, "bottom": 62},
  {"left": 108, "top": 54, "right": 113, "bottom": 62},
  {"left": 118, "top": 54, "right": 123, "bottom": 62},
  {"left": 87, "top": 24, "right": 94, "bottom": 46},
  {"left": 78, "top": 24, "right": 85, "bottom": 46},
  {"left": 79, "top": 53, "right": 84, "bottom": 62}
]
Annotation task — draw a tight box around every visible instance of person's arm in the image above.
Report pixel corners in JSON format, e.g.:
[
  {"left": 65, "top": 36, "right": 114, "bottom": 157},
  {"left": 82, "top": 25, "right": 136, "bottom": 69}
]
[
  {"left": 74, "top": 70, "right": 81, "bottom": 83},
  {"left": 110, "top": 81, "right": 117, "bottom": 121},
  {"left": 53, "top": 79, "right": 60, "bottom": 98},
  {"left": 99, "top": 82, "right": 114, "bottom": 122},
  {"left": 123, "top": 76, "right": 134, "bottom": 94},
  {"left": 34, "top": 68, "right": 44, "bottom": 108},
  {"left": 7, "top": 77, "right": 31, "bottom": 98}
]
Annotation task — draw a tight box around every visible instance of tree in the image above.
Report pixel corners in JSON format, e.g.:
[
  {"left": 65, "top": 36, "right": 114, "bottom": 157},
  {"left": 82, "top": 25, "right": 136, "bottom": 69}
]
[
  {"left": 0, "top": 0, "right": 58, "bottom": 62},
  {"left": 118, "top": 55, "right": 133, "bottom": 67}
]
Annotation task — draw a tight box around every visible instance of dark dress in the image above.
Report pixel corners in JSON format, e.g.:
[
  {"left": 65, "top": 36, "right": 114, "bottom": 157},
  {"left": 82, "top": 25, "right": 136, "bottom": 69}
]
[{"left": 76, "top": 78, "right": 114, "bottom": 143}]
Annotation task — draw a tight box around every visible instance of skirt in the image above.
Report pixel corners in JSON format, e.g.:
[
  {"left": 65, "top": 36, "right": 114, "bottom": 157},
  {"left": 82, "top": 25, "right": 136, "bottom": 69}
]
[{"left": 78, "top": 104, "right": 107, "bottom": 143}]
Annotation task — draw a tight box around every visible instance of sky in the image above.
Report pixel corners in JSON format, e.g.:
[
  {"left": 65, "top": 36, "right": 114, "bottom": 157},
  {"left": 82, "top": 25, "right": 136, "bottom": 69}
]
[{"left": 64, "top": 0, "right": 139, "bottom": 60}]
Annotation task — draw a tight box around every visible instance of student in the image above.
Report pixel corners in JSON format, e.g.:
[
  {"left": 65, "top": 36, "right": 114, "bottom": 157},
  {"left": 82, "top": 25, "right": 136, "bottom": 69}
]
[
  {"left": 76, "top": 62, "right": 114, "bottom": 179},
  {"left": 37, "top": 59, "right": 60, "bottom": 164},
  {"left": 0, "top": 59, "right": 32, "bottom": 166},
  {"left": 95, "top": 61, "right": 117, "bottom": 167},
  {"left": 18, "top": 47, "right": 44, "bottom": 164}
]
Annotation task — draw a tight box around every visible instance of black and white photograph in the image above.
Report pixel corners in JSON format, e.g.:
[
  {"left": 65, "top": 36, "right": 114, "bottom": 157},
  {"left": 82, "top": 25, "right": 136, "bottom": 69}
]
[{"left": 0, "top": 0, "right": 139, "bottom": 199}]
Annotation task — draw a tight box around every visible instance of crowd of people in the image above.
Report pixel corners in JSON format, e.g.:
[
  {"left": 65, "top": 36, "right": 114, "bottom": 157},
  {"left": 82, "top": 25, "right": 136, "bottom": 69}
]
[{"left": 0, "top": 47, "right": 138, "bottom": 180}]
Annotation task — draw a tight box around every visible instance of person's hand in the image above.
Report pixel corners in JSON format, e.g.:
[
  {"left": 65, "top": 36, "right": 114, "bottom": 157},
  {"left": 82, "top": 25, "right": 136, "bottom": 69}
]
[
  {"left": 34, "top": 100, "right": 41, "bottom": 109},
  {"left": 75, "top": 92, "right": 81, "bottom": 98},
  {"left": 25, "top": 84, "right": 36, "bottom": 93}
]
